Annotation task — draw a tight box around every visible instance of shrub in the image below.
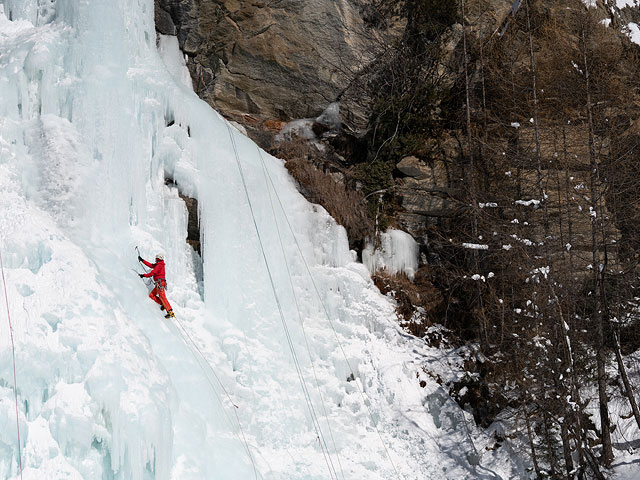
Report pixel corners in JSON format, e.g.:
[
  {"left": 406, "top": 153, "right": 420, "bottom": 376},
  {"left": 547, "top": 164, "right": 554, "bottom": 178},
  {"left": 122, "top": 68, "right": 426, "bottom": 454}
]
[
  {"left": 275, "top": 138, "right": 374, "bottom": 250},
  {"left": 373, "top": 267, "right": 443, "bottom": 337}
]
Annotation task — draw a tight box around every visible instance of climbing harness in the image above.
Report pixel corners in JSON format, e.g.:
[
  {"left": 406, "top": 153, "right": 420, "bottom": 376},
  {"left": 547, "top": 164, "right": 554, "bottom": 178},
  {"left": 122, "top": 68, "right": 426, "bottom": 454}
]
[{"left": 0, "top": 249, "right": 23, "bottom": 480}]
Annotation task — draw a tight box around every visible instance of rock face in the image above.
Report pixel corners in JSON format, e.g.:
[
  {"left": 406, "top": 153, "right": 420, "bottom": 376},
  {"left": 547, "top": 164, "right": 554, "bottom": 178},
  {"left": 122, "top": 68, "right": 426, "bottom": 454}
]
[
  {"left": 395, "top": 156, "right": 455, "bottom": 217},
  {"left": 153, "top": 0, "right": 633, "bottom": 256},
  {"left": 155, "top": 0, "right": 386, "bottom": 125}
]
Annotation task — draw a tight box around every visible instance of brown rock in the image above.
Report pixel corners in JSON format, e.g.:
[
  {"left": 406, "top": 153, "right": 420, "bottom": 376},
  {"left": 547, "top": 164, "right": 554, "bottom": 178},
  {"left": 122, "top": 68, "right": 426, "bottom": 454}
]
[
  {"left": 263, "top": 119, "right": 286, "bottom": 131},
  {"left": 396, "top": 163, "right": 456, "bottom": 219},
  {"left": 397, "top": 156, "right": 429, "bottom": 179},
  {"left": 155, "top": 0, "right": 394, "bottom": 127}
]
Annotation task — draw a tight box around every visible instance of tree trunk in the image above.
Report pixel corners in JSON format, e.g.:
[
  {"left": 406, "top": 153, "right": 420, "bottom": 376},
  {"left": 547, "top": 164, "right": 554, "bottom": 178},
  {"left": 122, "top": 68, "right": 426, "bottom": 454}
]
[
  {"left": 462, "top": 0, "right": 477, "bottom": 240},
  {"left": 562, "top": 127, "right": 575, "bottom": 271},
  {"left": 524, "top": 405, "right": 542, "bottom": 478},
  {"left": 526, "top": 0, "right": 544, "bottom": 212},
  {"left": 461, "top": 0, "right": 488, "bottom": 347},
  {"left": 581, "top": 26, "right": 614, "bottom": 467},
  {"left": 543, "top": 409, "right": 558, "bottom": 477},
  {"left": 561, "top": 420, "right": 575, "bottom": 480},
  {"left": 613, "top": 328, "right": 640, "bottom": 429},
  {"left": 551, "top": 285, "right": 586, "bottom": 478}
]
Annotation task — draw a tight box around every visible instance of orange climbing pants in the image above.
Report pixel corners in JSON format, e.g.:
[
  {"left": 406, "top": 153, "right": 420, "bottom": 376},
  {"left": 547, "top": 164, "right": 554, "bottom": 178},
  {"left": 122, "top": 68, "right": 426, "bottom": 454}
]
[{"left": 150, "top": 279, "right": 172, "bottom": 311}]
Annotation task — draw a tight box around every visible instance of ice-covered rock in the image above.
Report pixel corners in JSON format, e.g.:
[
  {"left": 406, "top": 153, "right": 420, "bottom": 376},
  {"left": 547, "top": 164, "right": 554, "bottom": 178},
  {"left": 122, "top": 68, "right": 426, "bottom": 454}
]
[{"left": 363, "top": 229, "right": 419, "bottom": 280}]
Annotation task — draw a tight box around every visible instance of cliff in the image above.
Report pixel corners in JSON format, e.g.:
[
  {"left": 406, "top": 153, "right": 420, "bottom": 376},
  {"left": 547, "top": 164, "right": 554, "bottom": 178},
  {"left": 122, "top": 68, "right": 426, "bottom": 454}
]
[{"left": 154, "top": 0, "right": 399, "bottom": 130}]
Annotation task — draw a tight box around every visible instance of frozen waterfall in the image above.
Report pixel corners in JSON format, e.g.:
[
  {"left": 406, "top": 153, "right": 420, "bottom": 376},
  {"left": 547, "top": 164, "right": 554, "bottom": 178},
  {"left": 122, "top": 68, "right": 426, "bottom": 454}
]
[{"left": 0, "top": 1, "right": 523, "bottom": 479}]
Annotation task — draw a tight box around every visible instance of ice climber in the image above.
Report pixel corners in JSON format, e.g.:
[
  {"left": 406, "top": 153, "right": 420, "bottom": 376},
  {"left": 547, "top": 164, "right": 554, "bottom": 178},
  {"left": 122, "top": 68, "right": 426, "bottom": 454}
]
[{"left": 138, "top": 253, "right": 175, "bottom": 318}]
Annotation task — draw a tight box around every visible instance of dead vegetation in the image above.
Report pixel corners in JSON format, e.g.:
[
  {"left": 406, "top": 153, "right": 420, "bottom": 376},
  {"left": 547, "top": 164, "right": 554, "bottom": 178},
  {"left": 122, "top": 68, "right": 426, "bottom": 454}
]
[
  {"left": 272, "top": 137, "right": 374, "bottom": 251},
  {"left": 373, "top": 267, "right": 443, "bottom": 337}
]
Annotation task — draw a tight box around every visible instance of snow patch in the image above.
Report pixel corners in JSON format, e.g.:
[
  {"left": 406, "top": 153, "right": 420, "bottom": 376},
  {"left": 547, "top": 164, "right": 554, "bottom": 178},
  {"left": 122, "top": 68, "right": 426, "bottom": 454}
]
[
  {"left": 515, "top": 199, "right": 540, "bottom": 208},
  {"left": 627, "top": 22, "right": 640, "bottom": 45},
  {"left": 462, "top": 243, "right": 489, "bottom": 250}
]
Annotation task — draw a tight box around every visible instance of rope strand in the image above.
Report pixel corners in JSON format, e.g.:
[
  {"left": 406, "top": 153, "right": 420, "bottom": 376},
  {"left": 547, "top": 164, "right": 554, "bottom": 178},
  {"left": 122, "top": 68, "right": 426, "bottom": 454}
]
[
  {"left": 168, "top": 315, "right": 260, "bottom": 479},
  {"left": 257, "top": 150, "right": 401, "bottom": 479},
  {"left": 0, "top": 249, "right": 23, "bottom": 480},
  {"left": 226, "top": 123, "right": 339, "bottom": 480},
  {"left": 257, "top": 147, "right": 346, "bottom": 480}
]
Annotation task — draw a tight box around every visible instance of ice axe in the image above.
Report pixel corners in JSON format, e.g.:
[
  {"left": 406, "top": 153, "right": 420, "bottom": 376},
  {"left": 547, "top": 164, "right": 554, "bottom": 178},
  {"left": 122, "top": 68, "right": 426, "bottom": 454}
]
[
  {"left": 132, "top": 268, "right": 152, "bottom": 286},
  {"left": 135, "top": 246, "right": 149, "bottom": 269},
  {"left": 134, "top": 247, "right": 151, "bottom": 284}
]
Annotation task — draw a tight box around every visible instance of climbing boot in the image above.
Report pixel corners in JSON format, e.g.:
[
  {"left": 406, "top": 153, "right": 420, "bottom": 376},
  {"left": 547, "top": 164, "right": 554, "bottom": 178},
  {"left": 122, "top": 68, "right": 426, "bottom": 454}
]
[
  {"left": 165, "top": 310, "right": 175, "bottom": 319},
  {"left": 160, "top": 305, "right": 165, "bottom": 311}
]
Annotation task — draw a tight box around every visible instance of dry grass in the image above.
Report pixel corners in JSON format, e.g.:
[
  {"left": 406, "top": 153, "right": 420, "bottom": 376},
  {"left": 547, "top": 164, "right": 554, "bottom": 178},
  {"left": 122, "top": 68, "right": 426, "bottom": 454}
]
[
  {"left": 373, "top": 268, "right": 443, "bottom": 338},
  {"left": 274, "top": 137, "right": 374, "bottom": 249}
]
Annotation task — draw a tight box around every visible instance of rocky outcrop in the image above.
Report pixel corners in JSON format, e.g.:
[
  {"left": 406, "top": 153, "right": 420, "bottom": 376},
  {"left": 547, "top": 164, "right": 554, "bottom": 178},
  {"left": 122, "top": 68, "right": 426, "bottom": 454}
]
[
  {"left": 153, "top": 0, "right": 632, "bottom": 255},
  {"left": 394, "top": 154, "right": 457, "bottom": 242},
  {"left": 155, "top": 0, "right": 393, "bottom": 128}
]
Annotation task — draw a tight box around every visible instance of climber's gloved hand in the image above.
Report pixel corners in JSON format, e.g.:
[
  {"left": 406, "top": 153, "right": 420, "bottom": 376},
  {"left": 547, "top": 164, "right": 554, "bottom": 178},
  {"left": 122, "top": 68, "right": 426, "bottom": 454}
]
[
  {"left": 139, "top": 274, "right": 144, "bottom": 278},
  {"left": 137, "top": 255, "right": 143, "bottom": 262}
]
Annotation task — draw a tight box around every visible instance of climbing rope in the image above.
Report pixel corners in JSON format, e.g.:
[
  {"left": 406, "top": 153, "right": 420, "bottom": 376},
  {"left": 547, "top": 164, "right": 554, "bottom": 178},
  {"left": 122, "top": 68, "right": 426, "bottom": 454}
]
[
  {"left": 168, "top": 315, "right": 260, "bottom": 480},
  {"left": 135, "top": 248, "right": 260, "bottom": 478},
  {"left": 225, "top": 123, "right": 340, "bottom": 480},
  {"left": 256, "top": 147, "right": 401, "bottom": 479},
  {"left": 0, "top": 249, "right": 23, "bottom": 480},
  {"left": 257, "top": 146, "right": 346, "bottom": 479}
]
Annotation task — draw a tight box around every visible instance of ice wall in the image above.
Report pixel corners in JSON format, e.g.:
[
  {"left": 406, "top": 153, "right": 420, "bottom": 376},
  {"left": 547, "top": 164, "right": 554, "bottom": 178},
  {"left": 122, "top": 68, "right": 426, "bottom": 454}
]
[{"left": 0, "top": 1, "right": 524, "bottom": 479}]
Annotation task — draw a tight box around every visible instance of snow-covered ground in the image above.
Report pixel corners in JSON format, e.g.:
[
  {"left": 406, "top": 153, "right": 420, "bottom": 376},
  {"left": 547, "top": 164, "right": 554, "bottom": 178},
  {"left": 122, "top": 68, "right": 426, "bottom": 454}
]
[{"left": 0, "top": 1, "right": 533, "bottom": 479}]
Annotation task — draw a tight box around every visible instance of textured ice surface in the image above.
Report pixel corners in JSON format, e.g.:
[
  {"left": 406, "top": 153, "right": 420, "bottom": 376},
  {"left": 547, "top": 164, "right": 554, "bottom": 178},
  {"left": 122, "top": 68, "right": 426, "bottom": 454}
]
[
  {"left": 157, "top": 34, "right": 192, "bottom": 91},
  {"left": 363, "top": 230, "right": 419, "bottom": 280},
  {"left": 0, "top": 1, "right": 527, "bottom": 479}
]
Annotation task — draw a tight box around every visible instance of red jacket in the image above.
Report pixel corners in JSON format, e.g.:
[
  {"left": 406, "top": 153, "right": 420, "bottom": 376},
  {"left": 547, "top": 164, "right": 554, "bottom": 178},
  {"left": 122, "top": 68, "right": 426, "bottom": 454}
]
[{"left": 142, "top": 259, "right": 166, "bottom": 281}]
